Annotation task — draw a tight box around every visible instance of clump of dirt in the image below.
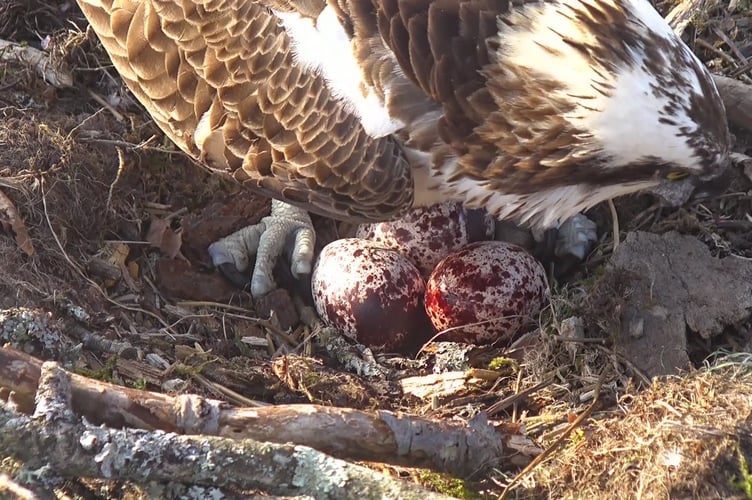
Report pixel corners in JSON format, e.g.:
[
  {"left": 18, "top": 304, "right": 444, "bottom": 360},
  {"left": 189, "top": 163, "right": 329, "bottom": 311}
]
[{"left": 584, "top": 231, "right": 752, "bottom": 377}]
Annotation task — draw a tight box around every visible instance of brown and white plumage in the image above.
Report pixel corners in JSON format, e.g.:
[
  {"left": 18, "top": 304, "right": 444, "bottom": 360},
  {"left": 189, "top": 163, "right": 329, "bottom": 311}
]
[
  {"left": 77, "top": 0, "right": 414, "bottom": 223},
  {"left": 75, "top": 0, "right": 730, "bottom": 294}
]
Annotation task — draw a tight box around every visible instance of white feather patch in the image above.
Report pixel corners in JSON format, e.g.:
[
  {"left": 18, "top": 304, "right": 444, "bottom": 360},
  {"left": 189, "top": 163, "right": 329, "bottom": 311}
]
[
  {"left": 275, "top": 7, "right": 404, "bottom": 138},
  {"left": 496, "top": 0, "right": 706, "bottom": 171},
  {"left": 445, "top": 173, "right": 659, "bottom": 227}
]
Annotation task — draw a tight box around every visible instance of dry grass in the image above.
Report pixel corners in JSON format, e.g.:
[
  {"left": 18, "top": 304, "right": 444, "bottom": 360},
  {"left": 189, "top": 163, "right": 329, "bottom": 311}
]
[{"left": 527, "top": 353, "right": 752, "bottom": 499}]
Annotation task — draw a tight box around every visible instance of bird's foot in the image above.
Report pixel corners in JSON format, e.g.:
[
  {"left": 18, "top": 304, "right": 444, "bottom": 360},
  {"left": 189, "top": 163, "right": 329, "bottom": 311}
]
[
  {"left": 554, "top": 213, "right": 598, "bottom": 261},
  {"left": 208, "top": 199, "right": 315, "bottom": 297},
  {"left": 532, "top": 213, "right": 598, "bottom": 276}
]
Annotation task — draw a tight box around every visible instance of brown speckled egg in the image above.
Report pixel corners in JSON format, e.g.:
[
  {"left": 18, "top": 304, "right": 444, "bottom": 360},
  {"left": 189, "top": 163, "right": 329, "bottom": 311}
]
[
  {"left": 356, "top": 202, "right": 495, "bottom": 277},
  {"left": 425, "top": 241, "right": 548, "bottom": 344},
  {"left": 311, "top": 238, "right": 430, "bottom": 351}
]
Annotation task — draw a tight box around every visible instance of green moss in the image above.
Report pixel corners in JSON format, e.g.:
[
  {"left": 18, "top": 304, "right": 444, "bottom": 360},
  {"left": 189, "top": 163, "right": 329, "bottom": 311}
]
[
  {"left": 730, "top": 445, "right": 752, "bottom": 499},
  {"left": 488, "top": 357, "right": 519, "bottom": 373},
  {"left": 131, "top": 378, "right": 148, "bottom": 390},
  {"left": 416, "top": 470, "right": 481, "bottom": 499},
  {"left": 303, "top": 372, "right": 322, "bottom": 385},
  {"left": 75, "top": 356, "right": 118, "bottom": 382}
]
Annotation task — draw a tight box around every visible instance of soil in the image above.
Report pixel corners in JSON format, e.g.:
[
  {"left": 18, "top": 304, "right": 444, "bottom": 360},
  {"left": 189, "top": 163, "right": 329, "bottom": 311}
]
[{"left": 0, "top": 1, "right": 751, "bottom": 498}]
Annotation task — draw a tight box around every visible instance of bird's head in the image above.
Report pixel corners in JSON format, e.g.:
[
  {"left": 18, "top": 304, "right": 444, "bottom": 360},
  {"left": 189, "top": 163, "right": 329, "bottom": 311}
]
[{"left": 461, "top": 0, "right": 730, "bottom": 227}]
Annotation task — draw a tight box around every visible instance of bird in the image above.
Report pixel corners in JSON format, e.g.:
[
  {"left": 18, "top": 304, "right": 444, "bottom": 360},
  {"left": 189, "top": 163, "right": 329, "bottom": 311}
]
[{"left": 74, "top": 0, "right": 730, "bottom": 297}]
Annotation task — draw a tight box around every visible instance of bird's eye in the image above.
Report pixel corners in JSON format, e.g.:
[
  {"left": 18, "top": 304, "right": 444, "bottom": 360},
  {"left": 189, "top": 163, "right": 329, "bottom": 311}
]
[{"left": 666, "top": 171, "right": 689, "bottom": 181}]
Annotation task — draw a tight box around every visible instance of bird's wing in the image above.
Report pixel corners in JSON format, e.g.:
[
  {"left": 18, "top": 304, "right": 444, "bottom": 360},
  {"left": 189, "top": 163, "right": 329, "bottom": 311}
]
[
  {"left": 366, "top": 0, "right": 502, "bottom": 141},
  {"left": 339, "top": 0, "right": 581, "bottom": 188},
  {"left": 75, "top": 0, "right": 414, "bottom": 222}
]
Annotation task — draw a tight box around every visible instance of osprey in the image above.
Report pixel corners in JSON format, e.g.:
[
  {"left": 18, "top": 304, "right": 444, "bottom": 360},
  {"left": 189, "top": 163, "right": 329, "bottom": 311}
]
[{"left": 76, "top": 0, "right": 730, "bottom": 296}]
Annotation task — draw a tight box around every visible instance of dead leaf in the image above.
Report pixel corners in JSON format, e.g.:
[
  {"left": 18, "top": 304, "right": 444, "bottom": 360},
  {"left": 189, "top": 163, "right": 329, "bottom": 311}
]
[
  {"left": 0, "top": 188, "right": 34, "bottom": 256},
  {"left": 146, "top": 217, "right": 182, "bottom": 258},
  {"left": 102, "top": 242, "right": 130, "bottom": 267}
]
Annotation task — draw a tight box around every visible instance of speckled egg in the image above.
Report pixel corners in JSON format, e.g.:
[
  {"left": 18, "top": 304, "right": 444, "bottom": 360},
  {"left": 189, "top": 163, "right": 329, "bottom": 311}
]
[
  {"left": 311, "top": 238, "right": 430, "bottom": 351},
  {"left": 425, "top": 241, "right": 548, "bottom": 344},
  {"left": 356, "top": 202, "right": 495, "bottom": 277}
]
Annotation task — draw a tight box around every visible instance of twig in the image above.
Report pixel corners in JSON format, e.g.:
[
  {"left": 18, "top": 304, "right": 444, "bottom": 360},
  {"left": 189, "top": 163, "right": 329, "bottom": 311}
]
[
  {"left": 105, "top": 147, "right": 127, "bottom": 212},
  {"left": 695, "top": 38, "right": 738, "bottom": 67},
  {"left": 0, "top": 40, "right": 73, "bottom": 88},
  {"left": 665, "top": 0, "right": 721, "bottom": 38},
  {"left": 177, "top": 300, "right": 299, "bottom": 347},
  {"left": 498, "top": 377, "right": 602, "bottom": 500},
  {"left": 711, "top": 26, "right": 749, "bottom": 71},
  {"left": 486, "top": 377, "right": 556, "bottom": 418},
  {"left": 87, "top": 89, "right": 125, "bottom": 122},
  {"left": 0, "top": 473, "right": 38, "bottom": 500},
  {"left": 608, "top": 199, "right": 620, "bottom": 252}
]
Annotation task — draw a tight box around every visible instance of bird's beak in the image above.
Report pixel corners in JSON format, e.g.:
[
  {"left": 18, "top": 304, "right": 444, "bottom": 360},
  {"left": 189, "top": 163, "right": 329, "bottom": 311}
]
[{"left": 650, "top": 168, "right": 732, "bottom": 207}]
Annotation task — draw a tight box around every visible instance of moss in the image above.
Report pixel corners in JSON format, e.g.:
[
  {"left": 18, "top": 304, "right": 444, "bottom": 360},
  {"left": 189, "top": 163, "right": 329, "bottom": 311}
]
[
  {"left": 415, "top": 470, "right": 481, "bottom": 499},
  {"left": 730, "top": 445, "right": 752, "bottom": 499},
  {"left": 131, "top": 378, "right": 148, "bottom": 390},
  {"left": 76, "top": 356, "right": 118, "bottom": 382},
  {"left": 488, "top": 357, "right": 519, "bottom": 374}
]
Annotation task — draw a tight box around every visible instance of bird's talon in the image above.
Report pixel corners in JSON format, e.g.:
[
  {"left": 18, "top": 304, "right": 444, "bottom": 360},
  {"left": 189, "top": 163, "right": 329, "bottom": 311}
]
[
  {"left": 216, "top": 262, "right": 252, "bottom": 291},
  {"left": 555, "top": 214, "right": 598, "bottom": 261},
  {"left": 209, "top": 200, "right": 315, "bottom": 297}
]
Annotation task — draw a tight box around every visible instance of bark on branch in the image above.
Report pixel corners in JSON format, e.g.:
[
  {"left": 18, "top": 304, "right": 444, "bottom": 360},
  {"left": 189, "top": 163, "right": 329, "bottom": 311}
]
[
  {"left": 0, "top": 346, "right": 535, "bottom": 478},
  {"left": 0, "top": 39, "right": 73, "bottom": 88},
  {"left": 1, "top": 361, "right": 453, "bottom": 499}
]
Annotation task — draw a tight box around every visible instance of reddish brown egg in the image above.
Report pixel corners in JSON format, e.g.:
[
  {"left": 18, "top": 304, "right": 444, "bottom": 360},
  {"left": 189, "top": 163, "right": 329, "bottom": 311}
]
[
  {"left": 311, "top": 238, "right": 430, "bottom": 351},
  {"left": 425, "top": 241, "right": 548, "bottom": 344},
  {"left": 356, "top": 202, "right": 495, "bottom": 277}
]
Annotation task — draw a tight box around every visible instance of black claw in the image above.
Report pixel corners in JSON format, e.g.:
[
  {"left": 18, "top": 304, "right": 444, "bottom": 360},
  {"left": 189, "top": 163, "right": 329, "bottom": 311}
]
[
  {"left": 533, "top": 227, "right": 559, "bottom": 264},
  {"left": 217, "top": 262, "right": 252, "bottom": 291},
  {"left": 273, "top": 256, "right": 314, "bottom": 306}
]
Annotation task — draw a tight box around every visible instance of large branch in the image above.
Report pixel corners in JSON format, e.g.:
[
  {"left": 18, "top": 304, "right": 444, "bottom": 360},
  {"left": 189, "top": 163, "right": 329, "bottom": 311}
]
[
  {"left": 1, "top": 362, "right": 452, "bottom": 499},
  {"left": 664, "top": 0, "right": 752, "bottom": 133},
  {"left": 0, "top": 346, "right": 535, "bottom": 478},
  {"left": 713, "top": 75, "right": 752, "bottom": 132}
]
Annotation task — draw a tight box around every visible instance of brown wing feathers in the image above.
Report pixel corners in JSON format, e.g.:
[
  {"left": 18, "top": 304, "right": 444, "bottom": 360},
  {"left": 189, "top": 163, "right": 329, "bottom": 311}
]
[
  {"left": 75, "top": 0, "right": 414, "bottom": 222},
  {"left": 372, "top": 0, "right": 503, "bottom": 148},
  {"left": 368, "top": 0, "right": 590, "bottom": 190}
]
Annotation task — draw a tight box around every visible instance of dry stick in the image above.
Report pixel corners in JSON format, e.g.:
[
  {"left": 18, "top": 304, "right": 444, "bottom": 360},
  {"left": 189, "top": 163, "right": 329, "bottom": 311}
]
[
  {"left": 0, "top": 346, "right": 524, "bottom": 478},
  {"left": 0, "top": 474, "right": 37, "bottom": 500},
  {"left": 608, "top": 198, "right": 620, "bottom": 252},
  {"left": 664, "top": 0, "right": 720, "bottom": 37},
  {"left": 1, "top": 362, "right": 452, "bottom": 499},
  {"left": 0, "top": 40, "right": 73, "bottom": 88},
  {"left": 486, "top": 377, "right": 555, "bottom": 418},
  {"left": 711, "top": 26, "right": 749, "bottom": 69}
]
